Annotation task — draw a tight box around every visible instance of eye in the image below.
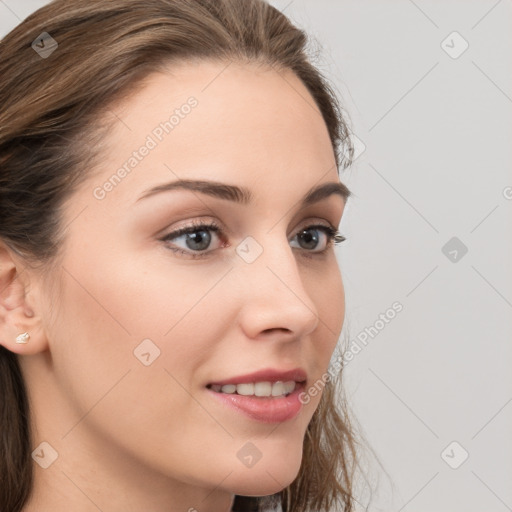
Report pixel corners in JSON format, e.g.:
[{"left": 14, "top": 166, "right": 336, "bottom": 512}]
[
  {"left": 159, "top": 220, "right": 346, "bottom": 259},
  {"left": 289, "top": 224, "right": 345, "bottom": 253},
  {"left": 160, "top": 220, "right": 226, "bottom": 259}
]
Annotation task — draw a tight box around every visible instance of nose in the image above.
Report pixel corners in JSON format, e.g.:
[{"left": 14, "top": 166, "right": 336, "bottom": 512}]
[{"left": 234, "top": 236, "right": 320, "bottom": 341}]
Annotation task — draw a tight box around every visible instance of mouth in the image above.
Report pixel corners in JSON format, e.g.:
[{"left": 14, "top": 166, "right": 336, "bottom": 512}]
[
  {"left": 206, "top": 380, "right": 299, "bottom": 398},
  {"left": 205, "top": 368, "right": 307, "bottom": 423}
]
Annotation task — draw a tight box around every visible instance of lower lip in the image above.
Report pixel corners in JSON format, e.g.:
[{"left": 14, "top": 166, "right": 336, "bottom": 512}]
[{"left": 207, "top": 385, "right": 304, "bottom": 423}]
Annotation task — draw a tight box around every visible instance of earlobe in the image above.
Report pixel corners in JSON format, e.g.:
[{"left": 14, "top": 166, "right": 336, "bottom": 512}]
[
  {"left": 15, "top": 332, "right": 30, "bottom": 344},
  {"left": 0, "top": 243, "right": 49, "bottom": 355}
]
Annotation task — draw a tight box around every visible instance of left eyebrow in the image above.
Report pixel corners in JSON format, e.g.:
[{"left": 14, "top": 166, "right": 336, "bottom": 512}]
[{"left": 135, "top": 179, "right": 351, "bottom": 207}]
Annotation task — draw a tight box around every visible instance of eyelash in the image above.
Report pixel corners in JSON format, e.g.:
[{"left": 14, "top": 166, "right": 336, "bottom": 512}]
[{"left": 159, "top": 220, "right": 347, "bottom": 260}]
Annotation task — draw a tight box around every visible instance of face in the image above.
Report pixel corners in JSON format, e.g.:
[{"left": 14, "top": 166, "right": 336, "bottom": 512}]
[{"left": 31, "top": 60, "right": 347, "bottom": 501}]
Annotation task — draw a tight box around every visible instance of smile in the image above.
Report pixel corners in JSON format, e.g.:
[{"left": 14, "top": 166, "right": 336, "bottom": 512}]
[
  {"left": 205, "top": 368, "right": 307, "bottom": 423},
  {"left": 207, "top": 380, "right": 296, "bottom": 397}
]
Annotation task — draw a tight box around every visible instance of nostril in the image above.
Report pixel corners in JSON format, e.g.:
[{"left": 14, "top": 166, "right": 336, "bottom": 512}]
[{"left": 261, "top": 327, "right": 292, "bottom": 335}]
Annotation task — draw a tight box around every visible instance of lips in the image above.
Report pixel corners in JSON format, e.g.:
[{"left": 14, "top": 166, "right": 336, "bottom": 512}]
[
  {"left": 206, "top": 368, "right": 307, "bottom": 423},
  {"left": 207, "top": 368, "right": 307, "bottom": 386}
]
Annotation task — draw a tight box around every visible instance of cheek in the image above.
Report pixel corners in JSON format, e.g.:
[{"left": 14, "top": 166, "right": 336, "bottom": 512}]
[
  {"left": 47, "top": 246, "right": 241, "bottom": 470},
  {"left": 49, "top": 228, "right": 241, "bottom": 423},
  {"left": 325, "top": 269, "right": 345, "bottom": 336},
  {"left": 306, "top": 258, "right": 345, "bottom": 354},
  {"left": 299, "top": 266, "right": 344, "bottom": 423}
]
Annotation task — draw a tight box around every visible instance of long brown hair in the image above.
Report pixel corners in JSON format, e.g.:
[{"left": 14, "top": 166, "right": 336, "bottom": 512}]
[{"left": 0, "top": 1, "right": 361, "bottom": 510}]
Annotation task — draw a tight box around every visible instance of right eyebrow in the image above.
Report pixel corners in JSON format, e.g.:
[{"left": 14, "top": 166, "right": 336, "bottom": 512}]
[{"left": 135, "top": 178, "right": 351, "bottom": 206}]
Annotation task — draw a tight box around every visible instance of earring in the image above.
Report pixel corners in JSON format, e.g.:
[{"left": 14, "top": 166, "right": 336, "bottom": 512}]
[{"left": 15, "top": 332, "right": 30, "bottom": 344}]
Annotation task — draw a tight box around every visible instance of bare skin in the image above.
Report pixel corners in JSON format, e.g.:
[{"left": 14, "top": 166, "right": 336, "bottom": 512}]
[{"left": 0, "top": 60, "right": 347, "bottom": 512}]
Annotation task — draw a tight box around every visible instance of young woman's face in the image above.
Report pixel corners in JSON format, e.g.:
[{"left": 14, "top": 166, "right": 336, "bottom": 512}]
[{"left": 35, "top": 60, "right": 348, "bottom": 503}]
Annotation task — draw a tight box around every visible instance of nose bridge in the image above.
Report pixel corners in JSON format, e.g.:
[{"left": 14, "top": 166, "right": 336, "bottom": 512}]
[{"left": 234, "top": 233, "right": 319, "bottom": 338}]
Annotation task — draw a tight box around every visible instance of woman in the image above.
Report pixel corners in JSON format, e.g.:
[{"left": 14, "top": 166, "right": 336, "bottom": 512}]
[{"left": 0, "top": 0, "right": 362, "bottom": 510}]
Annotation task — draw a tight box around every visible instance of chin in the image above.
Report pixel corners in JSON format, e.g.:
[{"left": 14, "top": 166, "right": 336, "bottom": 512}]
[{"left": 227, "top": 450, "right": 303, "bottom": 497}]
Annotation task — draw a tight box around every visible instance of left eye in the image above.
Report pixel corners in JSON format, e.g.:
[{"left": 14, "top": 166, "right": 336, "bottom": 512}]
[
  {"left": 289, "top": 225, "right": 340, "bottom": 252},
  {"left": 160, "top": 221, "right": 344, "bottom": 258}
]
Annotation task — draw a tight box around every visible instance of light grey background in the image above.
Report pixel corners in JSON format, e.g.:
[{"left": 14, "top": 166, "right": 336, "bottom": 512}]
[{"left": 2, "top": 1, "right": 511, "bottom": 511}]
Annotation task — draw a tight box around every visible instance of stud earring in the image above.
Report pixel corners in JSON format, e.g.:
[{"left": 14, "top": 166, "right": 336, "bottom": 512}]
[{"left": 15, "top": 332, "right": 30, "bottom": 344}]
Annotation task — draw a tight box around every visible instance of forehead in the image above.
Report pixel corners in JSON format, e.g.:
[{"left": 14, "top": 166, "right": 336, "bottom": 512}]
[{"left": 80, "top": 60, "right": 338, "bottom": 211}]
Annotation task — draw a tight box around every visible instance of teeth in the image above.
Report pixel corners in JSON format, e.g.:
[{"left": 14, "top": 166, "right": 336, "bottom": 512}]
[
  {"left": 221, "top": 384, "right": 236, "bottom": 394},
  {"left": 254, "top": 382, "right": 272, "bottom": 397},
  {"left": 283, "top": 381, "right": 295, "bottom": 394},
  {"left": 236, "top": 383, "right": 254, "bottom": 396},
  {"left": 211, "top": 380, "right": 297, "bottom": 397},
  {"left": 271, "top": 381, "right": 284, "bottom": 397}
]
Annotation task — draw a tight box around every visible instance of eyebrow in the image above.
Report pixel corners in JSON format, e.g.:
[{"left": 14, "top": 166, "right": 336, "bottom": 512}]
[{"left": 135, "top": 179, "right": 351, "bottom": 207}]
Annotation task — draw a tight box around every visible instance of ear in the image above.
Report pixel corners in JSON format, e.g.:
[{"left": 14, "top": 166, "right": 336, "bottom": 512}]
[{"left": 0, "top": 242, "right": 49, "bottom": 355}]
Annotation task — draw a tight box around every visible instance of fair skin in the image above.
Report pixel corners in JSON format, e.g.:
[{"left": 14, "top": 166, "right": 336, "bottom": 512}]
[{"left": 0, "top": 60, "right": 348, "bottom": 512}]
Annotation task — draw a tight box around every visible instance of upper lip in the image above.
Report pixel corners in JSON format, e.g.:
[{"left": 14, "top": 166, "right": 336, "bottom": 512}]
[{"left": 207, "top": 368, "right": 307, "bottom": 386}]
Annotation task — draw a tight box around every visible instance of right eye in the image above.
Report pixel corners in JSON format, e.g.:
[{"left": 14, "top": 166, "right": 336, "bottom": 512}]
[{"left": 160, "top": 220, "right": 227, "bottom": 259}]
